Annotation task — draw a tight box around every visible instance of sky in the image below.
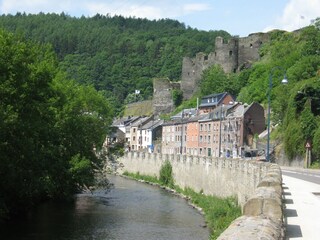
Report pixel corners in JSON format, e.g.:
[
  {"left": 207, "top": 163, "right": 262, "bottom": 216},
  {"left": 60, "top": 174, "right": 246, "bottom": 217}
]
[{"left": 0, "top": 0, "right": 319, "bottom": 37}]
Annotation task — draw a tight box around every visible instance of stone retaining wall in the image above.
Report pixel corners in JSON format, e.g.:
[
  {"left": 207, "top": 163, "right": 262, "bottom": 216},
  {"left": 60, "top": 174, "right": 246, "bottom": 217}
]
[{"left": 118, "top": 152, "right": 269, "bottom": 206}]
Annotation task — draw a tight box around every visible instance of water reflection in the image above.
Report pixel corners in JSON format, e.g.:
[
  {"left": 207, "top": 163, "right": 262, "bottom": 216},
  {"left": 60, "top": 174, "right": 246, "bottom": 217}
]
[{"left": 0, "top": 175, "right": 209, "bottom": 240}]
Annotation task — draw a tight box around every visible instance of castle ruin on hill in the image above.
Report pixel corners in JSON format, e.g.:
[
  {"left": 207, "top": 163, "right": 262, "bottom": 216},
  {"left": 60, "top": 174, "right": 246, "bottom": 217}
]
[
  {"left": 153, "top": 32, "right": 270, "bottom": 116},
  {"left": 181, "top": 32, "right": 270, "bottom": 99}
]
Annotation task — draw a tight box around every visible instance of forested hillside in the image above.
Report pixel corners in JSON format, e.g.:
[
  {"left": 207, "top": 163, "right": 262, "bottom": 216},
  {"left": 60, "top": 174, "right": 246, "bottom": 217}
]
[{"left": 0, "top": 13, "right": 230, "bottom": 112}]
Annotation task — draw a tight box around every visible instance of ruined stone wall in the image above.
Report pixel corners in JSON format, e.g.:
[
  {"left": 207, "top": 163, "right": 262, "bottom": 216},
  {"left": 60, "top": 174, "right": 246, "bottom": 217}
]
[
  {"left": 214, "top": 36, "right": 239, "bottom": 73},
  {"left": 180, "top": 33, "right": 270, "bottom": 100},
  {"left": 152, "top": 78, "right": 179, "bottom": 116},
  {"left": 238, "top": 33, "right": 270, "bottom": 70}
]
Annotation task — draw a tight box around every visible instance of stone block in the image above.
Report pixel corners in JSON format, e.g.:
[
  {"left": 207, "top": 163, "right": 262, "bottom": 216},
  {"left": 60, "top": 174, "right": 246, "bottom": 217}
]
[
  {"left": 217, "top": 216, "right": 283, "bottom": 240},
  {"left": 243, "top": 186, "right": 282, "bottom": 222}
]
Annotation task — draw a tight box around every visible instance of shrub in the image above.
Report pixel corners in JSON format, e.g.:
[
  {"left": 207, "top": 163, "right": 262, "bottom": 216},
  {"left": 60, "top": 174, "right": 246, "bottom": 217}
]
[{"left": 159, "top": 160, "right": 174, "bottom": 187}]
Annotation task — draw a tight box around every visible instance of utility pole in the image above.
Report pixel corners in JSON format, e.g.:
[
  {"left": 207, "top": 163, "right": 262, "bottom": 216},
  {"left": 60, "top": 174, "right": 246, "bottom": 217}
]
[{"left": 218, "top": 105, "right": 224, "bottom": 158}]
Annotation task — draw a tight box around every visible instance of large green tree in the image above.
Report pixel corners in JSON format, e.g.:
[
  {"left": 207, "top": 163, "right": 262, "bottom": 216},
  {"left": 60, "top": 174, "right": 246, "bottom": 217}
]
[{"left": 0, "top": 30, "right": 113, "bottom": 219}]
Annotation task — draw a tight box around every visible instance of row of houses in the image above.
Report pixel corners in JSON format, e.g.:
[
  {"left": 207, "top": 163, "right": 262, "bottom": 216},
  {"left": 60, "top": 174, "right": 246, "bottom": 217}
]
[{"left": 107, "top": 92, "right": 266, "bottom": 158}]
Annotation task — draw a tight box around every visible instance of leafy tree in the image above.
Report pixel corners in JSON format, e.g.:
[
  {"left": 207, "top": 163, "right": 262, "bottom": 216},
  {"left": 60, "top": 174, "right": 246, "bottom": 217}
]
[
  {"left": 200, "top": 65, "right": 228, "bottom": 95},
  {"left": 0, "top": 30, "right": 59, "bottom": 217},
  {"left": 172, "top": 89, "right": 183, "bottom": 107},
  {"left": 0, "top": 30, "right": 113, "bottom": 219},
  {"left": 300, "top": 104, "right": 317, "bottom": 141}
]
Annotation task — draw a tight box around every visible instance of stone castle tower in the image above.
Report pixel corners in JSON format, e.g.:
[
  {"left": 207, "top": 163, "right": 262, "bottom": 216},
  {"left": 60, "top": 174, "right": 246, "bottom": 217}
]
[
  {"left": 152, "top": 32, "right": 270, "bottom": 116},
  {"left": 152, "top": 78, "right": 180, "bottom": 117},
  {"left": 181, "top": 32, "right": 270, "bottom": 99}
]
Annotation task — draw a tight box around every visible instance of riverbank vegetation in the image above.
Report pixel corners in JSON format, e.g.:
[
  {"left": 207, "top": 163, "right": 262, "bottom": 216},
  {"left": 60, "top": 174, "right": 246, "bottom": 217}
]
[
  {"left": 123, "top": 160, "right": 241, "bottom": 239},
  {"left": 0, "top": 30, "right": 113, "bottom": 220}
]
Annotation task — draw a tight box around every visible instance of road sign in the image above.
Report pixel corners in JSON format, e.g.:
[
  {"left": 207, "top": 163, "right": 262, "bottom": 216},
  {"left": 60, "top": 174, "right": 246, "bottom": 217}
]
[{"left": 305, "top": 141, "right": 312, "bottom": 149}]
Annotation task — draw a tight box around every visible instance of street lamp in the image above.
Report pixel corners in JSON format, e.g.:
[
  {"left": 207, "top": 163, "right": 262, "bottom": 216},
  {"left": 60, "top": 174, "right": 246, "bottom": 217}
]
[
  {"left": 266, "top": 66, "right": 288, "bottom": 162},
  {"left": 218, "top": 104, "right": 224, "bottom": 158}
]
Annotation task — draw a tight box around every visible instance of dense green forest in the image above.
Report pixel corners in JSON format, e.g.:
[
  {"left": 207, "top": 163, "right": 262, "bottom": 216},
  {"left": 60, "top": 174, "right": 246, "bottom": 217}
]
[
  {"left": 0, "top": 13, "right": 230, "bottom": 114},
  {"left": 0, "top": 30, "right": 113, "bottom": 220}
]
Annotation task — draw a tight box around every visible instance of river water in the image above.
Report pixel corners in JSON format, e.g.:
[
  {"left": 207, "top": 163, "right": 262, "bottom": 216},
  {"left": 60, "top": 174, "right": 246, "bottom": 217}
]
[{"left": 1, "top": 175, "right": 209, "bottom": 240}]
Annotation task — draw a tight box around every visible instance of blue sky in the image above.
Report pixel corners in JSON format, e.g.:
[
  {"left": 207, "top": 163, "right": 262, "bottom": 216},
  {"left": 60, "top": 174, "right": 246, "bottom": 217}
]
[{"left": 0, "top": 0, "right": 319, "bottom": 36}]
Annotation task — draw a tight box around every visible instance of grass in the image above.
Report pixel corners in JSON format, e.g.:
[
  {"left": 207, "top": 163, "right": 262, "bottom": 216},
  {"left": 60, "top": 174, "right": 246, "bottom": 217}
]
[
  {"left": 123, "top": 100, "right": 153, "bottom": 117},
  {"left": 310, "top": 160, "right": 320, "bottom": 169},
  {"left": 123, "top": 171, "right": 161, "bottom": 184},
  {"left": 122, "top": 170, "right": 241, "bottom": 239}
]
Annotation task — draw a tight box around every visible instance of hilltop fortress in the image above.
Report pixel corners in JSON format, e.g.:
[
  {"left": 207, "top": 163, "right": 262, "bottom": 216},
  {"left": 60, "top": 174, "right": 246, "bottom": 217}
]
[{"left": 152, "top": 32, "right": 270, "bottom": 115}]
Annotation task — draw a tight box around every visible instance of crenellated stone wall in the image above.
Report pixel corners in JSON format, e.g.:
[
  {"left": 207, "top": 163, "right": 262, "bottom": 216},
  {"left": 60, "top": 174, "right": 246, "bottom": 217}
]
[{"left": 117, "top": 152, "right": 269, "bottom": 206}]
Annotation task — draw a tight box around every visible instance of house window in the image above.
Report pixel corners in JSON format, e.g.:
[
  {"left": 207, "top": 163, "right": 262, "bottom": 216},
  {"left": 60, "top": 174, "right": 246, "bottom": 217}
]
[
  {"left": 200, "top": 135, "right": 203, "bottom": 142},
  {"left": 208, "top": 148, "right": 211, "bottom": 157},
  {"left": 208, "top": 124, "right": 211, "bottom": 131},
  {"left": 200, "top": 124, "right": 203, "bottom": 131}
]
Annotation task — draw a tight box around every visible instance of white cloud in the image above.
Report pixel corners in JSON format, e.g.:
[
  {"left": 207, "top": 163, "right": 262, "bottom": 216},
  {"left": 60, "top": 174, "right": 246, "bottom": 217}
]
[
  {"left": 263, "top": 0, "right": 320, "bottom": 33},
  {"left": 183, "top": 3, "right": 211, "bottom": 14},
  {"left": 85, "top": 1, "right": 211, "bottom": 20}
]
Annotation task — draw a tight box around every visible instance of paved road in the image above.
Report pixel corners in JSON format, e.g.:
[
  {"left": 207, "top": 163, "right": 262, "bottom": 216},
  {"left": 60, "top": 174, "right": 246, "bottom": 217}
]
[{"left": 281, "top": 167, "right": 320, "bottom": 240}]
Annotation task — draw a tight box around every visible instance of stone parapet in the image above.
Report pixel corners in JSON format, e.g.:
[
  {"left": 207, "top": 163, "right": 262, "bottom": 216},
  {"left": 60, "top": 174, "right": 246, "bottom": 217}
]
[
  {"left": 218, "top": 164, "right": 284, "bottom": 239},
  {"left": 217, "top": 216, "right": 283, "bottom": 240}
]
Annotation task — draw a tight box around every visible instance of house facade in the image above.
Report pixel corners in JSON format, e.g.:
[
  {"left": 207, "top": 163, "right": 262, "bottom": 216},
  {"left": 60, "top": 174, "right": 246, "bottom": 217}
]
[
  {"left": 198, "top": 92, "right": 235, "bottom": 114},
  {"left": 108, "top": 93, "right": 265, "bottom": 159},
  {"left": 160, "top": 101, "right": 265, "bottom": 158}
]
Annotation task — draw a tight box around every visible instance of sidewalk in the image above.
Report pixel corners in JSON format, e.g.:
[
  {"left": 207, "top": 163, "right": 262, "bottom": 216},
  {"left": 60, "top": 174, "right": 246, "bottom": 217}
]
[{"left": 282, "top": 174, "right": 320, "bottom": 239}]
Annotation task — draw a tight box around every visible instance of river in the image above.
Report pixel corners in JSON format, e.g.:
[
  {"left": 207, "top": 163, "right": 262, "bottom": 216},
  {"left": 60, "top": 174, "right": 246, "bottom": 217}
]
[{"left": 0, "top": 175, "right": 209, "bottom": 240}]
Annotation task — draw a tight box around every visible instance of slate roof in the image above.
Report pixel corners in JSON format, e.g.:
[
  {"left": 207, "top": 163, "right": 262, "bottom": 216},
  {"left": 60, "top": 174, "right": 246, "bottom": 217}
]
[
  {"left": 141, "top": 119, "right": 164, "bottom": 130},
  {"left": 199, "top": 92, "right": 229, "bottom": 108}
]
